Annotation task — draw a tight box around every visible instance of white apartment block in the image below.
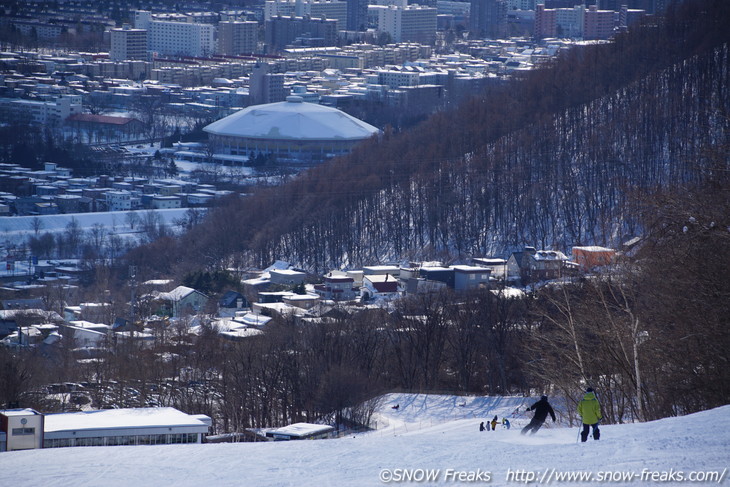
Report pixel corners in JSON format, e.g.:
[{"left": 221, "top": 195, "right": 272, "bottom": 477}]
[
  {"left": 147, "top": 20, "right": 215, "bottom": 58},
  {"left": 506, "top": 0, "right": 536, "bottom": 10},
  {"left": 265, "top": 0, "right": 348, "bottom": 29},
  {"left": 105, "top": 190, "right": 133, "bottom": 211},
  {"left": 134, "top": 11, "right": 214, "bottom": 57},
  {"left": 134, "top": 10, "right": 153, "bottom": 29},
  {"left": 377, "top": 4, "right": 437, "bottom": 44},
  {"left": 110, "top": 25, "right": 148, "bottom": 61},
  {"left": 555, "top": 5, "right": 584, "bottom": 38},
  {"left": 151, "top": 196, "right": 182, "bottom": 209},
  {"left": 0, "top": 95, "right": 81, "bottom": 127},
  {"left": 371, "top": 0, "right": 408, "bottom": 6},
  {"left": 217, "top": 21, "right": 259, "bottom": 55},
  {"left": 376, "top": 69, "right": 421, "bottom": 88}
]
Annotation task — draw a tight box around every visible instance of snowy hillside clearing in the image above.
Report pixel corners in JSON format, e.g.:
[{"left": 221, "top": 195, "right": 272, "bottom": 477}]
[{"left": 0, "top": 396, "right": 727, "bottom": 487}]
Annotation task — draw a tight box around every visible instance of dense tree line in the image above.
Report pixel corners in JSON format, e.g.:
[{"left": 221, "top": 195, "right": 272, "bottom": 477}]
[
  {"left": 0, "top": 287, "right": 531, "bottom": 432},
  {"left": 527, "top": 175, "right": 730, "bottom": 423},
  {"left": 5, "top": 177, "right": 727, "bottom": 427}
]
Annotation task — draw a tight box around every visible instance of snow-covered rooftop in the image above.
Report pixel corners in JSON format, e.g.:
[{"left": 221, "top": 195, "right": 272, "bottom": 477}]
[
  {"left": 0, "top": 408, "right": 41, "bottom": 417},
  {"left": 268, "top": 422, "right": 334, "bottom": 438},
  {"left": 158, "top": 286, "right": 199, "bottom": 301},
  {"left": 44, "top": 407, "right": 208, "bottom": 433}
]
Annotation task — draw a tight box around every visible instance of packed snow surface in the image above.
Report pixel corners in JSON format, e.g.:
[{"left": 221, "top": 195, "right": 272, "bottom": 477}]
[{"left": 1, "top": 393, "right": 728, "bottom": 486}]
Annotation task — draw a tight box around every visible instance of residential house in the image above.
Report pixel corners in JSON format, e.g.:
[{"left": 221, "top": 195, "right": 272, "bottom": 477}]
[
  {"left": 0, "top": 309, "right": 62, "bottom": 339},
  {"left": 362, "top": 274, "right": 399, "bottom": 301},
  {"left": 452, "top": 265, "right": 491, "bottom": 291},
  {"left": 157, "top": 286, "right": 208, "bottom": 318},
  {"left": 572, "top": 246, "right": 616, "bottom": 271},
  {"left": 314, "top": 273, "right": 359, "bottom": 301},
  {"left": 282, "top": 294, "right": 321, "bottom": 309},
  {"left": 419, "top": 265, "right": 455, "bottom": 288},
  {"left": 218, "top": 290, "right": 249, "bottom": 312},
  {"left": 471, "top": 257, "right": 507, "bottom": 279},
  {"left": 507, "top": 246, "right": 569, "bottom": 284},
  {"left": 269, "top": 269, "right": 307, "bottom": 286}
]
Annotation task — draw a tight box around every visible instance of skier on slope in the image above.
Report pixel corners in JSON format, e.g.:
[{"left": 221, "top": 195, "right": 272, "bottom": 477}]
[
  {"left": 521, "top": 395, "right": 556, "bottom": 435},
  {"left": 577, "top": 387, "right": 602, "bottom": 442}
]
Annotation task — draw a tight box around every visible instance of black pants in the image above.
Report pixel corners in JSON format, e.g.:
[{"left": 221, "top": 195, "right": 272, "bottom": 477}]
[
  {"left": 581, "top": 423, "right": 600, "bottom": 441},
  {"left": 521, "top": 418, "right": 545, "bottom": 435}
]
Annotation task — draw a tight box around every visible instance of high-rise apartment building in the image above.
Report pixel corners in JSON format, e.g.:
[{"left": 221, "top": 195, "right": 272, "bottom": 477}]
[
  {"left": 534, "top": 4, "right": 557, "bottom": 38},
  {"left": 265, "top": 16, "right": 338, "bottom": 51},
  {"left": 583, "top": 4, "right": 615, "bottom": 40},
  {"left": 110, "top": 25, "right": 148, "bottom": 61},
  {"left": 470, "top": 0, "right": 507, "bottom": 38},
  {"left": 133, "top": 10, "right": 215, "bottom": 58},
  {"left": 536, "top": 3, "right": 622, "bottom": 40},
  {"left": 376, "top": 4, "right": 438, "bottom": 44},
  {"left": 346, "top": 0, "right": 369, "bottom": 30},
  {"left": 217, "top": 21, "right": 259, "bottom": 55},
  {"left": 249, "top": 63, "right": 289, "bottom": 105}
]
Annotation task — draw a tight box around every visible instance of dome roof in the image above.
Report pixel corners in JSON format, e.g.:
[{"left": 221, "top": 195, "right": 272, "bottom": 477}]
[{"left": 204, "top": 96, "right": 380, "bottom": 141}]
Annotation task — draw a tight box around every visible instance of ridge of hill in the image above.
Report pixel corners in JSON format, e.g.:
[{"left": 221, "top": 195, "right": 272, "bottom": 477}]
[{"left": 127, "top": 0, "right": 730, "bottom": 276}]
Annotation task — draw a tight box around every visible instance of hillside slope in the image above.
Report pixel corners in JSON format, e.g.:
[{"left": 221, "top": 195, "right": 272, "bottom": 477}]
[
  {"left": 1, "top": 396, "right": 728, "bottom": 486},
  {"left": 130, "top": 0, "right": 730, "bottom": 275}
]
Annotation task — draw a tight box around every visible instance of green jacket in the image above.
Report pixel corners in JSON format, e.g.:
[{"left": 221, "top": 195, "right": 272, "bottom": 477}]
[{"left": 577, "top": 391, "right": 602, "bottom": 425}]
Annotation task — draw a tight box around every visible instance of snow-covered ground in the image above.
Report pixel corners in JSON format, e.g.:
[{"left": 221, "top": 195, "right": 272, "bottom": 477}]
[{"left": 1, "top": 394, "right": 727, "bottom": 486}]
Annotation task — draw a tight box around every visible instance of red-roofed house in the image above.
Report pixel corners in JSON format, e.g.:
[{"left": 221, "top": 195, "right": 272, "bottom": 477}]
[
  {"left": 66, "top": 113, "right": 146, "bottom": 143},
  {"left": 362, "top": 274, "right": 399, "bottom": 301}
]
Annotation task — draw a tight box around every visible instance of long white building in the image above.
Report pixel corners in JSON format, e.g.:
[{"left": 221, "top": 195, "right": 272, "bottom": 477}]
[
  {"left": 1, "top": 407, "right": 210, "bottom": 451},
  {"left": 134, "top": 10, "right": 215, "bottom": 58}
]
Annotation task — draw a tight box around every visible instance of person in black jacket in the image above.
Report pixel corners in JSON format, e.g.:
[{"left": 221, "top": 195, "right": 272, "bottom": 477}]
[{"left": 521, "top": 395, "right": 556, "bottom": 435}]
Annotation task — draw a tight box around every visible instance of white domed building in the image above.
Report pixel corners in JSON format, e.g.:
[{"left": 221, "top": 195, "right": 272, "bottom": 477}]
[{"left": 204, "top": 96, "right": 380, "bottom": 163}]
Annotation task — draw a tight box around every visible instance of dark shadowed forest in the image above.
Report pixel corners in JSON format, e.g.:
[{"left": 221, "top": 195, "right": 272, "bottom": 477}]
[{"left": 124, "top": 0, "right": 730, "bottom": 277}]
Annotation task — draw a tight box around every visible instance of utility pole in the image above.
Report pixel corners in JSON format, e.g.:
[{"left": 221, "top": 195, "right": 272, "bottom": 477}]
[{"left": 129, "top": 265, "right": 137, "bottom": 327}]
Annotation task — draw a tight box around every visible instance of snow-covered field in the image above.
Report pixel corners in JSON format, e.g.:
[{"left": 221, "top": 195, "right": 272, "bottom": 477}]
[{"left": 1, "top": 394, "right": 727, "bottom": 487}]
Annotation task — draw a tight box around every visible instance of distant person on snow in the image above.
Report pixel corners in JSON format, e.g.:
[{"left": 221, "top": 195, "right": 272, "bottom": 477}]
[
  {"left": 392, "top": 404, "right": 399, "bottom": 411},
  {"left": 502, "top": 418, "right": 511, "bottom": 430},
  {"left": 521, "top": 395, "right": 556, "bottom": 435},
  {"left": 578, "top": 387, "right": 602, "bottom": 442},
  {"left": 479, "top": 421, "right": 485, "bottom": 432},
  {"left": 491, "top": 415, "right": 499, "bottom": 431}
]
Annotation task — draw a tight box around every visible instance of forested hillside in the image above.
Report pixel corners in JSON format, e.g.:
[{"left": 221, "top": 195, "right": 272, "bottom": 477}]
[{"left": 129, "top": 0, "right": 730, "bottom": 275}]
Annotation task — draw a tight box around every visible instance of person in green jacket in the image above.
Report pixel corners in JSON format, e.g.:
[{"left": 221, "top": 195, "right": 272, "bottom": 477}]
[{"left": 577, "top": 387, "right": 602, "bottom": 442}]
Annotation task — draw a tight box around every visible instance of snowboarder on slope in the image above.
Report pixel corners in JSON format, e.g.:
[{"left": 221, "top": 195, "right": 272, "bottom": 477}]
[
  {"left": 502, "top": 418, "right": 511, "bottom": 429},
  {"left": 577, "top": 387, "right": 602, "bottom": 441},
  {"left": 479, "top": 422, "right": 485, "bottom": 432},
  {"left": 521, "top": 395, "right": 556, "bottom": 435}
]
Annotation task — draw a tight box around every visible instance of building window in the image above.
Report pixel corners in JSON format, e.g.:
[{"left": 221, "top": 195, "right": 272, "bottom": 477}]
[{"left": 12, "top": 427, "right": 35, "bottom": 435}]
